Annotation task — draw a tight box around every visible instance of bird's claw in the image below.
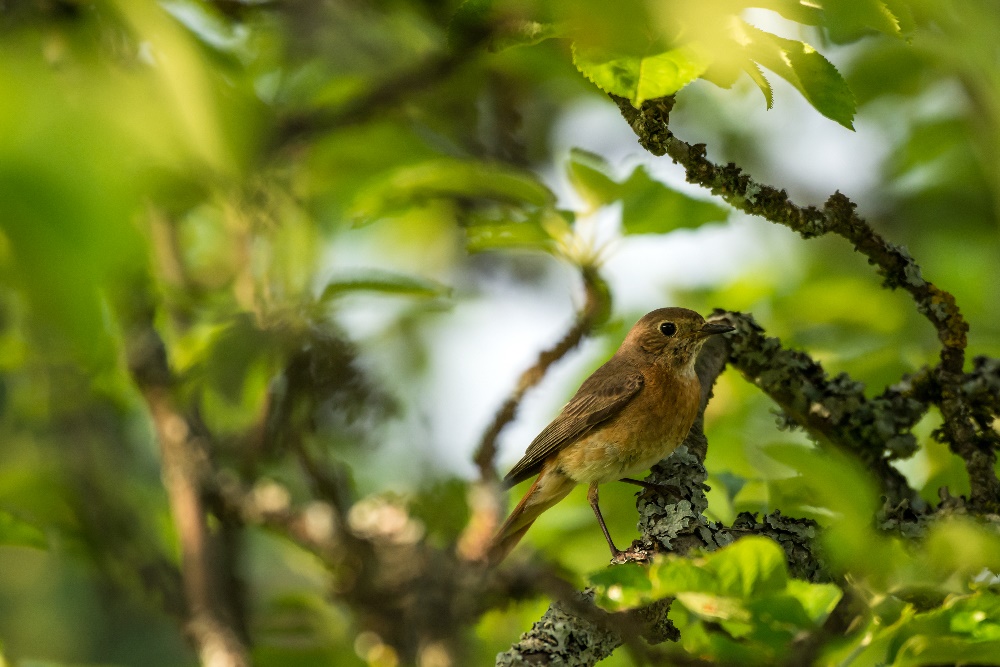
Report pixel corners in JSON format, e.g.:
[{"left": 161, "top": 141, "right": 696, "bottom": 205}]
[{"left": 610, "top": 546, "right": 650, "bottom": 565}]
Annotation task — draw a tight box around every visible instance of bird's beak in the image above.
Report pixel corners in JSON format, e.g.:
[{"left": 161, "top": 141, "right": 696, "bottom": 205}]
[{"left": 697, "top": 321, "right": 735, "bottom": 337}]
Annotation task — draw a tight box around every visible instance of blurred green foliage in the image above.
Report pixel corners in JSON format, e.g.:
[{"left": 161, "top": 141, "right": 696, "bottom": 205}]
[{"left": 0, "top": 0, "right": 998, "bottom": 665}]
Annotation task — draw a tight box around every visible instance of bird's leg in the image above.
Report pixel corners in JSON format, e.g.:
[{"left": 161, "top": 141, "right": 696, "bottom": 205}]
[
  {"left": 587, "top": 482, "right": 619, "bottom": 556},
  {"left": 620, "top": 477, "right": 683, "bottom": 502},
  {"left": 588, "top": 483, "right": 648, "bottom": 564}
]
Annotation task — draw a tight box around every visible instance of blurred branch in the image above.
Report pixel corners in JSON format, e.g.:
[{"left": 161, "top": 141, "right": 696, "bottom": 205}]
[
  {"left": 473, "top": 267, "right": 612, "bottom": 482},
  {"left": 612, "top": 94, "right": 999, "bottom": 511},
  {"left": 459, "top": 267, "right": 610, "bottom": 562},
  {"left": 273, "top": 34, "right": 488, "bottom": 152},
  {"left": 254, "top": 328, "right": 388, "bottom": 520},
  {"left": 55, "top": 382, "right": 187, "bottom": 622},
  {"left": 125, "top": 312, "right": 251, "bottom": 667}
]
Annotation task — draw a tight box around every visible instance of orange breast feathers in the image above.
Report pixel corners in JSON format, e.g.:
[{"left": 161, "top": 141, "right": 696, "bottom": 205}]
[{"left": 554, "top": 365, "right": 701, "bottom": 485}]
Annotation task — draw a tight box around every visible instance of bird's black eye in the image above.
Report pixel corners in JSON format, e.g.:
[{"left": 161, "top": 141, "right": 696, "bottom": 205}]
[{"left": 659, "top": 321, "right": 677, "bottom": 337}]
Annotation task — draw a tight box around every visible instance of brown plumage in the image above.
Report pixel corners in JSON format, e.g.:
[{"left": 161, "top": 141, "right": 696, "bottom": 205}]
[{"left": 487, "top": 308, "right": 733, "bottom": 565}]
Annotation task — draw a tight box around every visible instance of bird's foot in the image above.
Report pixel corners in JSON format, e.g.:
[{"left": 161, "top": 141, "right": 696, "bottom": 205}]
[{"left": 610, "top": 545, "right": 650, "bottom": 565}]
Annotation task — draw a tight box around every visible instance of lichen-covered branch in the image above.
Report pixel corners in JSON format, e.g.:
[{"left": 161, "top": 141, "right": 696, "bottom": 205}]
[
  {"left": 611, "top": 94, "right": 999, "bottom": 509},
  {"left": 493, "top": 303, "right": 995, "bottom": 663},
  {"left": 718, "top": 310, "right": 922, "bottom": 504},
  {"left": 496, "top": 590, "right": 677, "bottom": 667},
  {"left": 631, "top": 331, "right": 825, "bottom": 580}
]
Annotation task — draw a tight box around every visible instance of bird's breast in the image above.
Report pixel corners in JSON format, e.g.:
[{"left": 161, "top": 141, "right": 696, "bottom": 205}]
[{"left": 556, "top": 367, "right": 701, "bottom": 485}]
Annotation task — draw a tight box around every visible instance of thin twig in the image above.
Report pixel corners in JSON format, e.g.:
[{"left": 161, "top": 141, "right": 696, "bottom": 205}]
[{"left": 474, "top": 266, "right": 611, "bottom": 482}]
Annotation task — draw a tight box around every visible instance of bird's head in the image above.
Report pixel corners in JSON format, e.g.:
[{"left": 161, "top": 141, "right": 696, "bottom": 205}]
[{"left": 622, "top": 307, "right": 734, "bottom": 368}]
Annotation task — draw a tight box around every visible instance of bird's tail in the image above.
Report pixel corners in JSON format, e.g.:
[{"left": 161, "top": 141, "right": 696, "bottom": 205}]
[{"left": 486, "top": 465, "right": 575, "bottom": 566}]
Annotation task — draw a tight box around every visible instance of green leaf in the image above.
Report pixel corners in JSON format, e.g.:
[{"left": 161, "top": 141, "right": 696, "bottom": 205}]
[
  {"left": 618, "top": 167, "right": 730, "bottom": 234},
  {"left": 201, "top": 313, "right": 278, "bottom": 405},
  {"left": 557, "top": 0, "right": 657, "bottom": 57},
  {"left": 743, "top": 62, "right": 774, "bottom": 109},
  {"left": 763, "top": 445, "right": 883, "bottom": 531},
  {"left": 763, "top": 444, "right": 918, "bottom": 588},
  {"left": 594, "top": 537, "right": 789, "bottom": 609},
  {"left": 676, "top": 592, "right": 753, "bottom": 636},
  {"left": 747, "top": 0, "right": 823, "bottom": 26},
  {"left": 920, "top": 518, "right": 1000, "bottom": 591},
  {"left": 590, "top": 562, "right": 654, "bottom": 607},
  {"left": 896, "top": 637, "right": 1000, "bottom": 666},
  {"left": 465, "top": 219, "right": 553, "bottom": 253},
  {"left": 348, "top": 159, "right": 555, "bottom": 224},
  {"left": 822, "top": 0, "right": 905, "bottom": 42},
  {"left": 785, "top": 579, "right": 843, "bottom": 623},
  {"left": 592, "top": 558, "right": 715, "bottom": 610},
  {"left": 589, "top": 561, "right": 650, "bottom": 589},
  {"left": 745, "top": 594, "right": 815, "bottom": 637},
  {"left": 890, "top": 118, "right": 969, "bottom": 179},
  {"left": 751, "top": 0, "right": 824, "bottom": 26},
  {"left": 320, "top": 270, "right": 451, "bottom": 301},
  {"left": 566, "top": 149, "right": 620, "bottom": 210},
  {"left": 573, "top": 45, "right": 710, "bottom": 105},
  {"left": 565, "top": 152, "right": 729, "bottom": 232},
  {"left": 463, "top": 205, "right": 571, "bottom": 254},
  {"left": 649, "top": 558, "right": 722, "bottom": 596},
  {"left": 0, "top": 509, "right": 47, "bottom": 549},
  {"left": 847, "top": 42, "right": 930, "bottom": 106},
  {"left": 592, "top": 536, "right": 845, "bottom": 659},
  {"left": 865, "top": 593, "right": 1000, "bottom": 666},
  {"left": 703, "top": 536, "right": 788, "bottom": 599},
  {"left": 740, "top": 23, "right": 856, "bottom": 129},
  {"left": 881, "top": 0, "right": 916, "bottom": 34}
]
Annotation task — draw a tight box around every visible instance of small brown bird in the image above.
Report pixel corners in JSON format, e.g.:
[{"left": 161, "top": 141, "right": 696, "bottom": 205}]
[{"left": 487, "top": 308, "right": 733, "bottom": 565}]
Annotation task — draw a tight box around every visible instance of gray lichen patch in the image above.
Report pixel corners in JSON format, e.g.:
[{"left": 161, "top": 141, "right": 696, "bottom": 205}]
[{"left": 496, "top": 590, "right": 622, "bottom": 667}]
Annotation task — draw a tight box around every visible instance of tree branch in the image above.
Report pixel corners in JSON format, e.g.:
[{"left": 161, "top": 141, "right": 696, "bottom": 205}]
[
  {"left": 611, "top": 94, "right": 998, "bottom": 510},
  {"left": 272, "top": 30, "right": 493, "bottom": 152},
  {"left": 125, "top": 315, "right": 251, "bottom": 667},
  {"left": 496, "top": 588, "right": 677, "bottom": 667},
  {"left": 718, "top": 310, "right": 922, "bottom": 504}
]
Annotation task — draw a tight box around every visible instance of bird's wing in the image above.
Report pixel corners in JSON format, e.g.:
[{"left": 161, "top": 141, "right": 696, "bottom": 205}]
[{"left": 502, "top": 360, "right": 644, "bottom": 488}]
